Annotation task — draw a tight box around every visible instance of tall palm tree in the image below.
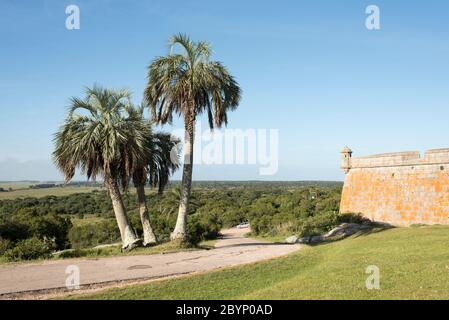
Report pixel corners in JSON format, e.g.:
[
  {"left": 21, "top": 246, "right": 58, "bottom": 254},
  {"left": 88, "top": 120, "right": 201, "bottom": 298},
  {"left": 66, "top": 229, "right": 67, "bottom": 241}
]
[
  {"left": 128, "top": 106, "right": 180, "bottom": 246},
  {"left": 53, "top": 86, "right": 149, "bottom": 250},
  {"left": 144, "top": 34, "right": 241, "bottom": 242}
]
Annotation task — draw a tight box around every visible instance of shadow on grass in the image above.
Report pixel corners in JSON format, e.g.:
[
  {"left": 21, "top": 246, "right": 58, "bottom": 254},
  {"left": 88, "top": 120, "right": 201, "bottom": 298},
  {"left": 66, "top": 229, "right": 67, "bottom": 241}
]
[
  {"left": 54, "top": 240, "right": 210, "bottom": 260},
  {"left": 307, "top": 225, "right": 394, "bottom": 248}
]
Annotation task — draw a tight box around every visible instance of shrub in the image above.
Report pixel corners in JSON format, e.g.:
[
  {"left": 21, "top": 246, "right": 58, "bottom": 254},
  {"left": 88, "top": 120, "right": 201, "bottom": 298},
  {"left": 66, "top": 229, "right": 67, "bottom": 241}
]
[
  {"left": 338, "top": 212, "right": 371, "bottom": 224},
  {"left": 151, "top": 215, "right": 176, "bottom": 243},
  {"left": 250, "top": 215, "right": 274, "bottom": 235},
  {"left": 200, "top": 212, "right": 222, "bottom": 239},
  {"left": 68, "top": 219, "right": 120, "bottom": 249},
  {"left": 188, "top": 214, "right": 222, "bottom": 244},
  {"left": 247, "top": 187, "right": 343, "bottom": 238},
  {"left": 297, "top": 211, "right": 339, "bottom": 237},
  {"left": 9, "top": 209, "right": 72, "bottom": 250},
  {"left": 0, "top": 220, "right": 29, "bottom": 243},
  {"left": 0, "top": 238, "right": 12, "bottom": 255},
  {"left": 216, "top": 208, "right": 238, "bottom": 228},
  {"left": 4, "top": 237, "right": 52, "bottom": 261}
]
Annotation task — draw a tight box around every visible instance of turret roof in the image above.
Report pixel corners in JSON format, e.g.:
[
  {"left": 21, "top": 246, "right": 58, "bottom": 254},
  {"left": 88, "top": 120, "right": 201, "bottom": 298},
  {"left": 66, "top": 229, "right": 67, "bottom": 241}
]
[{"left": 341, "top": 146, "right": 352, "bottom": 153}]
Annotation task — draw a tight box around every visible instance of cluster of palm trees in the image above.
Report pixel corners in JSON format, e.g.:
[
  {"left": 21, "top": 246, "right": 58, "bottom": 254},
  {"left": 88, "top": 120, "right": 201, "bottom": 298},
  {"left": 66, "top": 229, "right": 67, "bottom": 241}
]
[{"left": 53, "top": 34, "right": 241, "bottom": 249}]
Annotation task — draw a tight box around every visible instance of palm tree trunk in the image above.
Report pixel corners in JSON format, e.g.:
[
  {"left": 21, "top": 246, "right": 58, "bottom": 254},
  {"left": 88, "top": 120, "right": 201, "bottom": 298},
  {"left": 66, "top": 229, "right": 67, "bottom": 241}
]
[
  {"left": 104, "top": 175, "right": 140, "bottom": 250},
  {"left": 136, "top": 183, "right": 157, "bottom": 246},
  {"left": 170, "top": 124, "right": 194, "bottom": 242}
]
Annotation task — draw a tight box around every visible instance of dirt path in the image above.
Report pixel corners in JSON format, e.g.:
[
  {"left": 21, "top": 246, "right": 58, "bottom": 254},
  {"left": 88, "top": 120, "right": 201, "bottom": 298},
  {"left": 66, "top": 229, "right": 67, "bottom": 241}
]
[{"left": 0, "top": 228, "right": 300, "bottom": 298}]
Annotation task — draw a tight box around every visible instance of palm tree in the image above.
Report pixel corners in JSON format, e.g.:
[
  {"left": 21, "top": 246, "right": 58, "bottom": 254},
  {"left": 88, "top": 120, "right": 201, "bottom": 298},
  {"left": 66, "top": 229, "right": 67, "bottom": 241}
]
[
  {"left": 53, "top": 86, "right": 149, "bottom": 250},
  {"left": 128, "top": 106, "right": 180, "bottom": 246},
  {"left": 144, "top": 34, "right": 241, "bottom": 242}
]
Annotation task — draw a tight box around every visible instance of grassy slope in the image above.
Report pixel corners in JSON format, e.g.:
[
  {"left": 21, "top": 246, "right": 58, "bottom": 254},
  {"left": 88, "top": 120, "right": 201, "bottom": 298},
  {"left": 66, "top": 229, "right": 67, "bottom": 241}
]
[{"left": 71, "top": 225, "right": 449, "bottom": 300}]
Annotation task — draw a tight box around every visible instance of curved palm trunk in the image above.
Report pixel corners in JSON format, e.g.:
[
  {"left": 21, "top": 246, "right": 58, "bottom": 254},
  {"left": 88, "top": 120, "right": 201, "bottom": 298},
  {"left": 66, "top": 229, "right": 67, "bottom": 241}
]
[
  {"left": 171, "top": 126, "right": 194, "bottom": 242},
  {"left": 104, "top": 175, "right": 140, "bottom": 250},
  {"left": 136, "top": 183, "right": 157, "bottom": 246}
]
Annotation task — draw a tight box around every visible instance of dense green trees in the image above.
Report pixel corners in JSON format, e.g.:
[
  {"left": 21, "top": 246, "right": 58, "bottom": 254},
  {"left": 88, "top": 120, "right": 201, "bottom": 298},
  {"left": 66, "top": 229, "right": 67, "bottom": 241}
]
[
  {"left": 0, "top": 183, "right": 344, "bottom": 260},
  {"left": 0, "top": 208, "right": 72, "bottom": 260},
  {"left": 68, "top": 219, "right": 120, "bottom": 249},
  {"left": 247, "top": 187, "right": 342, "bottom": 237}
]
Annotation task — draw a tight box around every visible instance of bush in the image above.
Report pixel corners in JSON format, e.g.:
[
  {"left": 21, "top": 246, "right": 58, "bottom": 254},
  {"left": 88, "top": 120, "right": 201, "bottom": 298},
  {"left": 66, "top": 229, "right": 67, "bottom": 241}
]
[
  {"left": 150, "top": 215, "right": 176, "bottom": 243},
  {"left": 187, "top": 214, "right": 222, "bottom": 245},
  {"left": 250, "top": 215, "right": 274, "bottom": 235},
  {"left": 297, "top": 211, "right": 339, "bottom": 237},
  {"left": 0, "top": 220, "right": 29, "bottom": 243},
  {"left": 68, "top": 219, "right": 120, "bottom": 249},
  {"left": 4, "top": 237, "right": 52, "bottom": 261},
  {"left": 0, "top": 238, "right": 12, "bottom": 255},
  {"left": 338, "top": 212, "right": 371, "bottom": 224},
  {"left": 247, "top": 187, "right": 343, "bottom": 238},
  {"left": 5, "top": 209, "right": 73, "bottom": 250}
]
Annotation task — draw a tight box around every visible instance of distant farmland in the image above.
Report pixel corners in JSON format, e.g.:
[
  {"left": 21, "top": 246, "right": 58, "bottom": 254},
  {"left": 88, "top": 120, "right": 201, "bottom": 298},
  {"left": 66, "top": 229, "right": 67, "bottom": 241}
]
[
  {"left": 0, "top": 184, "right": 104, "bottom": 200},
  {"left": 0, "top": 181, "right": 35, "bottom": 191}
]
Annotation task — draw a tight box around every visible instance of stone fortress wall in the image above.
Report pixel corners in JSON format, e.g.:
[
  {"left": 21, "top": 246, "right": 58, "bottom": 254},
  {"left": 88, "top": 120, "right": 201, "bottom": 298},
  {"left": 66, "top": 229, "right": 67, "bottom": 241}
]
[{"left": 339, "top": 147, "right": 449, "bottom": 226}]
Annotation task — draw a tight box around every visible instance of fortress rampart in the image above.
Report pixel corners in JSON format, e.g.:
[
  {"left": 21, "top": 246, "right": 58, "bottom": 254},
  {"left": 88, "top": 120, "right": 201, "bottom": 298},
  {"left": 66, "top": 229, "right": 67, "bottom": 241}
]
[{"left": 340, "top": 147, "right": 449, "bottom": 226}]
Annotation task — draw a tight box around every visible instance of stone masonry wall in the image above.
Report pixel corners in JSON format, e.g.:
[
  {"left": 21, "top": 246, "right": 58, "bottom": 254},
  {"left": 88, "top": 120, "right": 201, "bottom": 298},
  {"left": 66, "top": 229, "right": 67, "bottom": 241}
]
[{"left": 340, "top": 148, "right": 449, "bottom": 226}]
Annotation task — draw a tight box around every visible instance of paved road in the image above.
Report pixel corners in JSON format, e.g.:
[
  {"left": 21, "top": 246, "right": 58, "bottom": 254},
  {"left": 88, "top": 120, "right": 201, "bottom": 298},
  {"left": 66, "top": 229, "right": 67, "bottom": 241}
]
[{"left": 0, "top": 228, "right": 300, "bottom": 297}]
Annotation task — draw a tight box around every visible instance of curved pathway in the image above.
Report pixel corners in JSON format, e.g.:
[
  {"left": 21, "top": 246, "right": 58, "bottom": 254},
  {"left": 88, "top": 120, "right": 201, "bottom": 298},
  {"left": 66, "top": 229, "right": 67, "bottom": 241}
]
[{"left": 0, "top": 228, "right": 300, "bottom": 298}]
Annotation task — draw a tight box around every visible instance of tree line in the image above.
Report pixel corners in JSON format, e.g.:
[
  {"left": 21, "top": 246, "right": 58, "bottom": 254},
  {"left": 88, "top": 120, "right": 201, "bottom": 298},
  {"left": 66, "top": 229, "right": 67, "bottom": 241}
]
[{"left": 0, "top": 184, "right": 349, "bottom": 260}]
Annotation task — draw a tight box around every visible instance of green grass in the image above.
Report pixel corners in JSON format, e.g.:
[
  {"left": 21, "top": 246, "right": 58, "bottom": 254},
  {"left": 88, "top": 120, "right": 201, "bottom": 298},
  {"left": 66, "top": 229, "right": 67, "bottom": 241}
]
[
  {"left": 0, "top": 182, "right": 35, "bottom": 191},
  {"left": 0, "top": 186, "right": 103, "bottom": 200},
  {"left": 198, "top": 239, "right": 218, "bottom": 249},
  {"left": 54, "top": 241, "right": 203, "bottom": 260},
  {"left": 0, "top": 185, "right": 157, "bottom": 200},
  {"left": 68, "top": 225, "right": 449, "bottom": 300}
]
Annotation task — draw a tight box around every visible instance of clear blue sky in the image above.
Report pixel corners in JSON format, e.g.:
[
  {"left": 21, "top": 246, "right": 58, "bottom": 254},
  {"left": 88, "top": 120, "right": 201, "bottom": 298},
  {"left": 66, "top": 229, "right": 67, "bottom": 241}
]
[{"left": 1, "top": 0, "right": 448, "bottom": 181}]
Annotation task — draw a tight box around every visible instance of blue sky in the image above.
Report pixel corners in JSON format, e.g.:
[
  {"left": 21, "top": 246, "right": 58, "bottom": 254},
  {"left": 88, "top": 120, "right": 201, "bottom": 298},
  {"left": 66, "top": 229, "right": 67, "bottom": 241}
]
[{"left": 1, "top": 0, "right": 448, "bottom": 181}]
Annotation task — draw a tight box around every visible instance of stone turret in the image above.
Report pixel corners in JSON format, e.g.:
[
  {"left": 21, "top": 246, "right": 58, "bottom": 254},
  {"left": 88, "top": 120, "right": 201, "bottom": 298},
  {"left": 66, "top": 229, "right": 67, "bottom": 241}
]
[{"left": 341, "top": 146, "right": 352, "bottom": 173}]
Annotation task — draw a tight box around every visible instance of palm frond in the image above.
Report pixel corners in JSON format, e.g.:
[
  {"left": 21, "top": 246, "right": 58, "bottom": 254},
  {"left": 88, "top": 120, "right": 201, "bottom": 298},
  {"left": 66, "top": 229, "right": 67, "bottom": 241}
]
[{"left": 144, "top": 34, "right": 241, "bottom": 130}]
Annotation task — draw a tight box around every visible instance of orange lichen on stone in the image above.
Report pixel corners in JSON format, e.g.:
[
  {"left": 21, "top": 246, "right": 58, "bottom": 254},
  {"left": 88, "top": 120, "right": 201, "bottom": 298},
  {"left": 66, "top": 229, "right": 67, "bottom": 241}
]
[{"left": 340, "top": 148, "right": 449, "bottom": 226}]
